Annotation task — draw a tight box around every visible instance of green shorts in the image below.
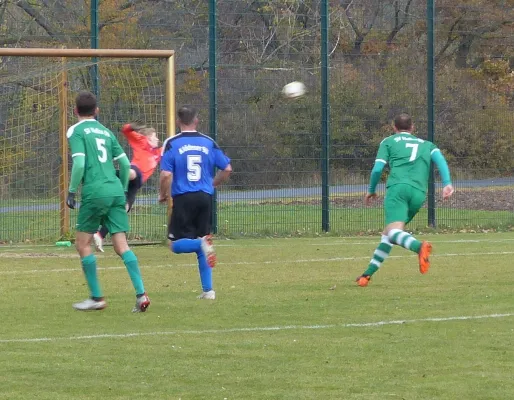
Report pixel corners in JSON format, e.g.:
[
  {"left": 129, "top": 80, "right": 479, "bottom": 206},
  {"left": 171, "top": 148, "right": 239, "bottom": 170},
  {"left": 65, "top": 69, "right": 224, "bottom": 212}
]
[
  {"left": 384, "top": 184, "right": 426, "bottom": 225},
  {"left": 76, "top": 196, "right": 129, "bottom": 234}
]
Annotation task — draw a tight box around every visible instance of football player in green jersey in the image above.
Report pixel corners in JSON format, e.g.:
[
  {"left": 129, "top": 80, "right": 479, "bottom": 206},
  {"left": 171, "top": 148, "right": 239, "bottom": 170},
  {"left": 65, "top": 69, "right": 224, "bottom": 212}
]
[
  {"left": 66, "top": 90, "right": 150, "bottom": 312},
  {"left": 356, "top": 113, "right": 454, "bottom": 287}
]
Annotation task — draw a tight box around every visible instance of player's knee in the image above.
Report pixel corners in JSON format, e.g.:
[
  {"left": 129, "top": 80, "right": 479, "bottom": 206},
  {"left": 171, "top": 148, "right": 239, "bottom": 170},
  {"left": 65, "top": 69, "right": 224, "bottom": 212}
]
[
  {"left": 111, "top": 232, "right": 130, "bottom": 255},
  {"left": 75, "top": 236, "right": 91, "bottom": 257}
]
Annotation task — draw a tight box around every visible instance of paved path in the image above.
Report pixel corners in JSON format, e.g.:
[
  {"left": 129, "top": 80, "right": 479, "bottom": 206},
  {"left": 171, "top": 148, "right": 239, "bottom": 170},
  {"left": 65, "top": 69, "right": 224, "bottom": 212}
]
[{"left": 1, "top": 178, "right": 512, "bottom": 213}]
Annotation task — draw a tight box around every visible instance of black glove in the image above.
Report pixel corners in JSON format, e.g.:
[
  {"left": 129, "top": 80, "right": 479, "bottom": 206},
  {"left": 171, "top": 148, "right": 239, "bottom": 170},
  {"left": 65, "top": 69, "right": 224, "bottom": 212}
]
[{"left": 66, "top": 192, "right": 76, "bottom": 209}]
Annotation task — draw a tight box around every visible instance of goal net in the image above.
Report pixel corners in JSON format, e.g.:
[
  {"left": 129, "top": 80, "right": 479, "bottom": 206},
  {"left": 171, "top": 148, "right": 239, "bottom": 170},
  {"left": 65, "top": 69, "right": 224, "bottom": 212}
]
[{"left": 0, "top": 49, "right": 174, "bottom": 243}]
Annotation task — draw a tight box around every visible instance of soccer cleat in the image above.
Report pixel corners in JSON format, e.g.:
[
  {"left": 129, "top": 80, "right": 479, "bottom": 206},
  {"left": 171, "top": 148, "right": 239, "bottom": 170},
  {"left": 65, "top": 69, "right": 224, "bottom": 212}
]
[
  {"left": 72, "top": 298, "right": 107, "bottom": 311},
  {"left": 201, "top": 235, "right": 216, "bottom": 268},
  {"left": 418, "top": 241, "right": 433, "bottom": 274},
  {"left": 197, "top": 290, "right": 216, "bottom": 300},
  {"left": 93, "top": 232, "right": 104, "bottom": 253},
  {"left": 356, "top": 275, "right": 371, "bottom": 287},
  {"left": 132, "top": 292, "right": 151, "bottom": 313}
]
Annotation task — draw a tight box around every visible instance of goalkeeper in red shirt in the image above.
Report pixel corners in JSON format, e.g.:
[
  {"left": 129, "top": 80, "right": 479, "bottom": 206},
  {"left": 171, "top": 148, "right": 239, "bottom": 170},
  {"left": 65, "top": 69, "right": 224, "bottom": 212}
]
[{"left": 94, "top": 121, "right": 161, "bottom": 252}]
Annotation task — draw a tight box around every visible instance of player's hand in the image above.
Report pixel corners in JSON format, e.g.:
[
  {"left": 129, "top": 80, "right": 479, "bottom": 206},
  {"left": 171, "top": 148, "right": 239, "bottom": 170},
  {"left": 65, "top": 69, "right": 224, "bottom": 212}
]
[
  {"left": 364, "top": 192, "right": 377, "bottom": 206},
  {"left": 158, "top": 194, "right": 168, "bottom": 204},
  {"left": 442, "top": 184, "right": 454, "bottom": 200},
  {"left": 66, "top": 192, "right": 76, "bottom": 209}
]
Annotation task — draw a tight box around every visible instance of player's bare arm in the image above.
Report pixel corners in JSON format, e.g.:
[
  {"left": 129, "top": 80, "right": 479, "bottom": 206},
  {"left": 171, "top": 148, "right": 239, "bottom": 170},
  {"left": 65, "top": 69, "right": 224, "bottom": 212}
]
[
  {"left": 213, "top": 164, "right": 233, "bottom": 188},
  {"left": 159, "top": 170, "right": 172, "bottom": 203}
]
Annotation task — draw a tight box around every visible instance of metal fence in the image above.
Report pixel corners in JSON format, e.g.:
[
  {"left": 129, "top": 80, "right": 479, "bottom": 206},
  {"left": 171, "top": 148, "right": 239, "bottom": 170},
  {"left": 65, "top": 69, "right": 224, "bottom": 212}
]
[{"left": 0, "top": 0, "right": 513, "bottom": 243}]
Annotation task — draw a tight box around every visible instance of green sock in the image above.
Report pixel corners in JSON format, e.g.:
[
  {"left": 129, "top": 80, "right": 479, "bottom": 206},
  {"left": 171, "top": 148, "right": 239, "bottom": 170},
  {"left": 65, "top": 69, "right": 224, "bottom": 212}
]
[
  {"left": 81, "top": 254, "right": 102, "bottom": 298},
  {"left": 388, "top": 229, "right": 422, "bottom": 253},
  {"left": 121, "top": 250, "right": 145, "bottom": 296},
  {"left": 363, "top": 235, "right": 393, "bottom": 276}
]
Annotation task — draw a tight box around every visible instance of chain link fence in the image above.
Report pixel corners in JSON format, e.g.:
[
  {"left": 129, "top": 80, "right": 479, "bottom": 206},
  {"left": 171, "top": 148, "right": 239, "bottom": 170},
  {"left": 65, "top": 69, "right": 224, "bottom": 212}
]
[{"left": 0, "top": 0, "right": 512, "bottom": 242}]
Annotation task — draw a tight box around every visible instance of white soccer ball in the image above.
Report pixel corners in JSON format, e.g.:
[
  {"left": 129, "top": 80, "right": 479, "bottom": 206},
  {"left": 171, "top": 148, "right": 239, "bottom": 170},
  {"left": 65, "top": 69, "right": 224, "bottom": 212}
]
[{"left": 282, "top": 81, "right": 306, "bottom": 99}]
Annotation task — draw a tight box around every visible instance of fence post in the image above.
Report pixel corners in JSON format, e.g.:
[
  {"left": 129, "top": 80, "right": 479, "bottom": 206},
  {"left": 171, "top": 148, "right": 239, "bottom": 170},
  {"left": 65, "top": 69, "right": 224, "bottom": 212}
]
[
  {"left": 427, "top": 0, "right": 436, "bottom": 227},
  {"left": 321, "top": 0, "right": 330, "bottom": 232},
  {"left": 59, "top": 60, "right": 69, "bottom": 236},
  {"left": 209, "top": 0, "right": 218, "bottom": 233},
  {"left": 90, "top": 0, "right": 100, "bottom": 99}
]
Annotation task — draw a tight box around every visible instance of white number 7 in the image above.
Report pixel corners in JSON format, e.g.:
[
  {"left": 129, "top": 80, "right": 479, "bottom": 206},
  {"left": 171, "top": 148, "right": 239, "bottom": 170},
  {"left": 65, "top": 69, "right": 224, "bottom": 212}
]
[{"left": 405, "top": 143, "right": 418, "bottom": 161}]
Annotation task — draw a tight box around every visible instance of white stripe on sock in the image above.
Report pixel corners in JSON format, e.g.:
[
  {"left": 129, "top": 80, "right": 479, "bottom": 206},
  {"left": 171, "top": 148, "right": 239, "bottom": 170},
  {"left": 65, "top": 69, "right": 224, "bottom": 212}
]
[
  {"left": 381, "top": 235, "right": 392, "bottom": 244},
  {"left": 370, "top": 259, "right": 381, "bottom": 267},
  {"left": 388, "top": 229, "right": 402, "bottom": 243},
  {"left": 396, "top": 232, "right": 409, "bottom": 245},
  {"left": 404, "top": 236, "right": 415, "bottom": 249},
  {"left": 374, "top": 249, "right": 389, "bottom": 259}
]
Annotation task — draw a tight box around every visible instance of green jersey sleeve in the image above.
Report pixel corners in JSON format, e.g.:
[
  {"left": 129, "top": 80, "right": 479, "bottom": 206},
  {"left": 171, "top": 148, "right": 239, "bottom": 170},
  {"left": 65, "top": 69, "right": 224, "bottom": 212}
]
[
  {"left": 66, "top": 126, "right": 86, "bottom": 193},
  {"left": 111, "top": 135, "right": 127, "bottom": 161},
  {"left": 67, "top": 127, "right": 85, "bottom": 157},
  {"left": 375, "top": 140, "right": 389, "bottom": 164}
]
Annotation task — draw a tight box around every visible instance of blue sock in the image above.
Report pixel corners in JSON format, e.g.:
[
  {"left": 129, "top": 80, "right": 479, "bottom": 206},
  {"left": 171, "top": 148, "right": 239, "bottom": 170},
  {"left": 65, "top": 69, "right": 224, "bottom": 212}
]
[
  {"left": 197, "top": 251, "right": 213, "bottom": 292},
  {"left": 81, "top": 254, "right": 102, "bottom": 298},
  {"left": 171, "top": 239, "right": 202, "bottom": 254},
  {"left": 121, "top": 250, "right": 145, "bottom": 296}
]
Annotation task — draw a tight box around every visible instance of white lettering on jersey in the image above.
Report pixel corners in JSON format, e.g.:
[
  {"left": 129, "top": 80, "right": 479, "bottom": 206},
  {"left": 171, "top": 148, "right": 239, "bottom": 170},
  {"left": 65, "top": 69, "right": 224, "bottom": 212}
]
[
  {"left": 178, "top": 145, "right": 209, "bottom": 155},
  {"left": 84, "top": 127, "right": 111, "bottom": 137},
  {"left": 394, "top": 136, "right": 425, "bottom": 144}
]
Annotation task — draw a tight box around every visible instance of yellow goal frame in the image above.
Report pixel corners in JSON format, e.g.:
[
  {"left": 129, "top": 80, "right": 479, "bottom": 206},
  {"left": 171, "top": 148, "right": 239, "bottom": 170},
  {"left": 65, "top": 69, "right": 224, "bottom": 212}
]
[{"left": 0, "top": 48, "right": 175, "bottom": 236}]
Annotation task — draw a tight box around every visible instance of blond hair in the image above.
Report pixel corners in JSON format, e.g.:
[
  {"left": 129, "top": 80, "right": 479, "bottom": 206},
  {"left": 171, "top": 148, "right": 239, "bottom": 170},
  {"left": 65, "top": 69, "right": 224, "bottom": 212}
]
[{"left": 138, "top": 127, "right": 156, "bottom": 137}]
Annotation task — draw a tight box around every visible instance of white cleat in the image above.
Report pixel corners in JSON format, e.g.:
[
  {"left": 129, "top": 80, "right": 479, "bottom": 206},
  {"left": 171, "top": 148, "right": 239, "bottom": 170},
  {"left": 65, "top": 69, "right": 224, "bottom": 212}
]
[
  {"left": 197, "top": 290, "right": 216, "bottom": 300},
  {"left": 93, "top": 233, "right": 104, "bottom": 253},
  {"left": 73, "top": 298, "right": 107, "bottom": 311},
  {"left": 200, "top": 235, "right": 216, "bottom": 268},
  {"left": 132, "top": 293, "right": 151, "bottom": 313}
]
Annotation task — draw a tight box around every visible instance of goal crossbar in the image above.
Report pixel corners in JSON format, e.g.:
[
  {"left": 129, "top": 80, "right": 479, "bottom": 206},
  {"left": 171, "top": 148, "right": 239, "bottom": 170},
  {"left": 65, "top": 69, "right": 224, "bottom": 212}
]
[{"left": 0, "top": 48, "right": 174, "bottom": 58}]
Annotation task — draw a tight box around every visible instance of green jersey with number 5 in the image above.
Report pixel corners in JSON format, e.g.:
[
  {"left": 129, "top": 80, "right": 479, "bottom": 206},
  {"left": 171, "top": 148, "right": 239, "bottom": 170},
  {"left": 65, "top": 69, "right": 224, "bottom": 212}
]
[
  {"left": 375, "top": 132, "right": 438, "bottom": 193},
  {"left": 66, "top": 119, "right": 126, "bottom": 199}
]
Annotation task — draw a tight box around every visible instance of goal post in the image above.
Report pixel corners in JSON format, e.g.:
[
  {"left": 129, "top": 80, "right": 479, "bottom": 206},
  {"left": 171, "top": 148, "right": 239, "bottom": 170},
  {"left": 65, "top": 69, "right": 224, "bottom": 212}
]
[{"left": 0, "top": 48, "right": 175, "bottom": 242}]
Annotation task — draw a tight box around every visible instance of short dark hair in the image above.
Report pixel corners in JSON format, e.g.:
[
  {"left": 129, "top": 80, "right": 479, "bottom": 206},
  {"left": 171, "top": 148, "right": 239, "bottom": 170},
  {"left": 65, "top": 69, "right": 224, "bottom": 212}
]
[
  {"left": 75, "top": 91, "right": 97, "bottom": 116},
  {"left": 178, "top": 105, "right": 198, "bottom": 125},
  {"left": 394, "top": 113, "right": 413, "bottom": 131}
]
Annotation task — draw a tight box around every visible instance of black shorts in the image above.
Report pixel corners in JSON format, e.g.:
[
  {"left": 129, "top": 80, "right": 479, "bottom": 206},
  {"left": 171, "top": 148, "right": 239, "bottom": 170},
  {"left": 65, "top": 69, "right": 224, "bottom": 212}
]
[
  {"left": 115, "top": 165, "right": 143, "bottom": 213},
  {"left": 168, "top": 191, "right": 212, "bottom": 241}
]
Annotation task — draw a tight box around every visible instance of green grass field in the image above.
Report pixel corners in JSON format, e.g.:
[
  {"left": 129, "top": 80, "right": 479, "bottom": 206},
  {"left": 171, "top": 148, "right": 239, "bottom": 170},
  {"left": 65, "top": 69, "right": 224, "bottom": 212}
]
[
  {"left": 1, "top": 233, "right": 513, "bottom": 399},
  {"left": 1, "top": 203, "right": 513, "bottom": 242}
]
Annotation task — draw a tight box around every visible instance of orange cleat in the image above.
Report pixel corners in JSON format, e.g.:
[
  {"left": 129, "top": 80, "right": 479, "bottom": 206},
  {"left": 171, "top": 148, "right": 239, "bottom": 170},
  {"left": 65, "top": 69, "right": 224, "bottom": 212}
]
[
  {"left": 418, "top": 241, "right": 432, "bottom": 274},
  {"left": 356, "top": 275, "right": 371, "bottom": 287}
]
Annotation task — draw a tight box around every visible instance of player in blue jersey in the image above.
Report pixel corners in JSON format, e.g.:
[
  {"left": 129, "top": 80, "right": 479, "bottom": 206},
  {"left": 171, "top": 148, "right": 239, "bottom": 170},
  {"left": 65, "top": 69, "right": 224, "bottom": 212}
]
[{"left": 159, "top": 105, "right": 232, "bottom": 300}]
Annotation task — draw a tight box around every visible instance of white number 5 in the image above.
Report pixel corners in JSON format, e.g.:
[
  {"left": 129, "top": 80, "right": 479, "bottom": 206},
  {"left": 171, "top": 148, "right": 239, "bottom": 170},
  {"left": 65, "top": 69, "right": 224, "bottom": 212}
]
[
  {"left": 96, "top": 138, "right": 107, "bottom": 163},
  {"left": 187, "top": 155, "right": 202, "bottom": 181},
  {"left": 405, "top": 143, "right": 418, "bottom": 161}
]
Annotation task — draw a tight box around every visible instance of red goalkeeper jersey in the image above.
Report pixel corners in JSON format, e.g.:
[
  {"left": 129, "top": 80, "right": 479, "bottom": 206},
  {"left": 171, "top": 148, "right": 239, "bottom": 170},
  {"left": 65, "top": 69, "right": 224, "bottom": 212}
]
[{"left": 122, "top": 124, "right": 161, "bottom": 183}]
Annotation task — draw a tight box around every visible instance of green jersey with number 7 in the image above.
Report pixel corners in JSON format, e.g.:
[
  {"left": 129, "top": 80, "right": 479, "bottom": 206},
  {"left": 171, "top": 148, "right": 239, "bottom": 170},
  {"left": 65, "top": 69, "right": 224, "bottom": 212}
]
[
  {"left": 66, "top": 119, "right": 126, "bottom": 200},
  {"left": 375, "top": 132, "right": 438, "bottom": 193}
]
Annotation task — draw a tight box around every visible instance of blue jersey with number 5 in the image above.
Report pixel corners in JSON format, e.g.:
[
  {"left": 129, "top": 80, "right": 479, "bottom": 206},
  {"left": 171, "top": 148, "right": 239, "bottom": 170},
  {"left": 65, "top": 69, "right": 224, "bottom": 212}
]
[{"left": 160, "top": 131, "right": 231, "bottom": 197}]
